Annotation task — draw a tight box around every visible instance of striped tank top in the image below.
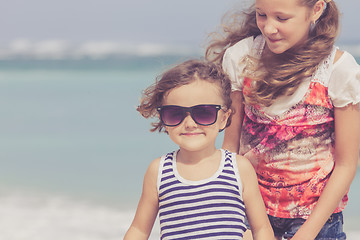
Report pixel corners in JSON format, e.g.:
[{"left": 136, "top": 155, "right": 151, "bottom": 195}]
[{"left": 157, "top": 149, "right": 246, "bottom": 240}]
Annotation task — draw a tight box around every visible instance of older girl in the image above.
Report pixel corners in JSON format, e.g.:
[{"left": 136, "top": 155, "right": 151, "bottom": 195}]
[{"left": 206, "top": 0, "right": 360, "bottom": 239}]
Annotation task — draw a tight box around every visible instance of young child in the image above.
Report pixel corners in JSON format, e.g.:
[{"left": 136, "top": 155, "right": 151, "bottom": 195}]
[
  {"left": 124, "top": 60, "right": 274, "bottom": 239},
  {"left": 206, "top": 0, "right": 360, "bottom": 239}
]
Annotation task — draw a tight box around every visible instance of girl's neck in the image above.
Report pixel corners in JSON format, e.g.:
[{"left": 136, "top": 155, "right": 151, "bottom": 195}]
[
  {"left": 175, "top": 147, "right": 222, "bottom": 181},
  {"left": 177, "top": 146, "right": 218, "bottom": 165}
]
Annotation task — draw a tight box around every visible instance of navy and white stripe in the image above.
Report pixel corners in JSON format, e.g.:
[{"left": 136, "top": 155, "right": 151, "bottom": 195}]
[{"left": 157, "top": 149, "right": 246, "bottom": 240}]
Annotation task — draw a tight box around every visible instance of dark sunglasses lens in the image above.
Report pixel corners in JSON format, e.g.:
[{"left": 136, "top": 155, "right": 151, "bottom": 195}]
[
  {"left": 161, "top": 106, "right": 184, "bottom": 126},
  {"left": 192, "top": 105, "right": 218, "bottom": 125}
]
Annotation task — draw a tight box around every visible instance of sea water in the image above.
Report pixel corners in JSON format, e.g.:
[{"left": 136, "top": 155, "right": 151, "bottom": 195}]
[{"left": 0, "top": 56, "right": 359, "bottom": 239}]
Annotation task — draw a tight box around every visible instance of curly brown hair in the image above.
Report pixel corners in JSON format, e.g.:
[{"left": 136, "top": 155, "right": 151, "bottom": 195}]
[
  {"left": 206, "top": 0, "right": 339, "bottom": 107},
  {"left": 137, "top": 59, "right": 233, "bottom": 132}
]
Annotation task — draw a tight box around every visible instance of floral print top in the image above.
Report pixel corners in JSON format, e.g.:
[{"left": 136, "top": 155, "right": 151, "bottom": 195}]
[{"left": 223, "top": 35, "right": 360, "bottom": 219}]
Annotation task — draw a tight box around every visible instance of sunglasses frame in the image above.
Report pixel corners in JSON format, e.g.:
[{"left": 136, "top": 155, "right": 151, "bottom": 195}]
[{"left": 157, "top": 104, "right": 223, "bottom": 127}]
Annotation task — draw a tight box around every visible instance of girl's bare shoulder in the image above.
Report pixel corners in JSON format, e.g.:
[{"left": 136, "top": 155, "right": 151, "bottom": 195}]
[
  {"left": 148, "top": 157, "right": 161, "bottom": 173},
  {"left": 334, "top": 49, "right": 344, "bottom": 64},
  {"left": 235, "top": 154, "right": 255, "bottom": 175},
  {"left": 143, "top": 157, "right": 162, "bottom": 183}
]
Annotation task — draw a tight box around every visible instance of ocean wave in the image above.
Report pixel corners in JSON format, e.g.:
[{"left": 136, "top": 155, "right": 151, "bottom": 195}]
[
  {"left": 0, "top": 190, "right": 359, "bottom": 239},
  {"left": 1, "top": 39, "right": 359, "bottom": 60},
  {"left": 0, "top": 191, "right": 160, "bottom": 240},
  {"left": 0, "top": 39, "right": 201, "bottom": 60}
]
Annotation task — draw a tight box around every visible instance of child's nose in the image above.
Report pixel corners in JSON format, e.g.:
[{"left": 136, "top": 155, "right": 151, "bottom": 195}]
[{"left": 183, "top": 113, "right": 197, "bottom": 128}]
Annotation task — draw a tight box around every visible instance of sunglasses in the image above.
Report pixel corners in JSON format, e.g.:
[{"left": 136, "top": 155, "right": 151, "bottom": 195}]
[{"left": 157, "top": 104, "right": 223, "bottom": 127}]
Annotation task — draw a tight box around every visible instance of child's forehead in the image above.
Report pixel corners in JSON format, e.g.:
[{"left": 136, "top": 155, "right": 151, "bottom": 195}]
[
  {"left": 163, "top": 79, "right": 224, "bottom": 104},
  {"left": 171, "top": 78, "right": 221, "bottom": 93}
]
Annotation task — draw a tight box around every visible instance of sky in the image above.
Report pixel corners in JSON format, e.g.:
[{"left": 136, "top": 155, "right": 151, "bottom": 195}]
[{"left": 0, "top": 0, "right": 359, "bottom": 57}]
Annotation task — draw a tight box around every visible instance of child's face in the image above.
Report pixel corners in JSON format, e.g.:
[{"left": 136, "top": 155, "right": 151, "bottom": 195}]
[
  {"left": 255, "top": 0, "right": 319, "bottom": 54},
  {"left": 162, "top": 79, "right": 230, "bottom": 153}
]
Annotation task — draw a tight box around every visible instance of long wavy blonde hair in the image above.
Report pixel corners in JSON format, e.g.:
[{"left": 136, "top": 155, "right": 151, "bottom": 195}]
[{"left": 206, "top": 0, "right": 339, "bottom": 107}]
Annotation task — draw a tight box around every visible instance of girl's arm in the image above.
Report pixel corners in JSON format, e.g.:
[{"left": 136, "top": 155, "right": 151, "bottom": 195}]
[
  {"left": 124, "top": 158, "right": 160, "bottom": 240},
  {"left": 237, "top": 155, "right": 275, "bottom": 240},
  {"left": 223, "top": 90, "right": 245, "bottom": 153},
  {"left": 291, "top": 103, "right": 360, "bottom": 240}
]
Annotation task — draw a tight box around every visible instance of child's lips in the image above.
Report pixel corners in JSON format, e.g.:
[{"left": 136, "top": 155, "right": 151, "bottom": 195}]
[{"left": 180, "top": 132, "right": 204, "bottom": 136}]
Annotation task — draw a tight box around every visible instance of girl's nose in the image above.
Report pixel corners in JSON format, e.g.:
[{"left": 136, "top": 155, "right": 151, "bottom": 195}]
[
  {"left": 183, "top": 113, "right": 197, "bottom": 128},
  {"left": 263, "top": 20, "right": 278, "bottom": 35}
]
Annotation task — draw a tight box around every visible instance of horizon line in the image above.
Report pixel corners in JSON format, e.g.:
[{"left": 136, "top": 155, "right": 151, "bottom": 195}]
[{"left": 0, "top": 39, "right": 359, "bottom": 60}]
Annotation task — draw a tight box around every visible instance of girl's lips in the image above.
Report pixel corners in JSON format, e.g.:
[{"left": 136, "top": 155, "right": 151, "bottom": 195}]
[
  {"left": 268, "top": 37, "right": 282, "bottom": 43},
  {"left": 181, "top": 132, "right": 203, "bottom": 136}
]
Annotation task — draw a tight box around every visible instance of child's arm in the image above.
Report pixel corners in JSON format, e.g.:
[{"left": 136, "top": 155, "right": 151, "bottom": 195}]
[
  {"left": 223, "top": 91, "right": 245, "bottom": 153},
  {"left": 291, "top": 103, "right": 360, "bottom": 240},
  {"left": 237, "top": 155, "right": 275, "bottom": 240},
  {"left": 124, "top": 158, "right": 160, "bottom": 240}
]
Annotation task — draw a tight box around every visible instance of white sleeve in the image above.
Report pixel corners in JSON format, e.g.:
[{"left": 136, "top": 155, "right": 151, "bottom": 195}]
[
  {"left": 328, "top": 51, "right": 360, "bottom": 108},
  {"left": 222, "top": 37, "right": 254, "bottom": 92}
]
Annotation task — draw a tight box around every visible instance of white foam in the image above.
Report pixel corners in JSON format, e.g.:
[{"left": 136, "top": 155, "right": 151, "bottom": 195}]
[
  {"left": 0, "top": 191, "right": 359, "bottom": 239},
  {"left": 0, "top": 39, "right": 358, "bottom": 60},
  {"left": 0, "top": 39, "right": 201, "bottom": 59},
  {"left": 0, "top": 191, "right": 160, "bottom": 240}
]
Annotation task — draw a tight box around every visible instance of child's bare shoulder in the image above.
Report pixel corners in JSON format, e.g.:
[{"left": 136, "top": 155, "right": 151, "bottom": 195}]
[
  {"left": 235, "top": 154, "right": 254, "bottom": 172},
  {"left": 147, "top": 157, "right": 161, "bottom": 174},
  {"left": 143, "top": 157, "right": 162, "bottom": 182},
  {"left": 234, "top": 154, "right": 259, "bottom": 194},
  {"left": 234, "top": 154, "right": 257, "bottom": 182}
]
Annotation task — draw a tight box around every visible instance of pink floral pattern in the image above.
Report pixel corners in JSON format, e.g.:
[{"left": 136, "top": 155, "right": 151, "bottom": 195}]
[{"left": 240, "top": 78, "right": 348, "bottom": 219}]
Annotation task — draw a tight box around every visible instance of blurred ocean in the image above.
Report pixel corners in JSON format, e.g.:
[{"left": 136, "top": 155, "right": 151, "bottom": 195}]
[{"left": 1, "top": 54, "right": 359, "bottom": 240}]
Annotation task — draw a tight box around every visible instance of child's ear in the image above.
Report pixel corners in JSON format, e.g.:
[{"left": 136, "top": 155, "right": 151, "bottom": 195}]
[
  {"left": 157, "top": 111, "right": 169, "bottom": 134},
  {"left": 219, "top": 109, "right": 232, "bottom": 131},
  {"left": 312, "top": 0, "right": 326, "bottom": 23}
]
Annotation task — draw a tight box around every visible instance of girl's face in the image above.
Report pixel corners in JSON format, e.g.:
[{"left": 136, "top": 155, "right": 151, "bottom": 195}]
[
  {"left": 162, "top": 79, "right": 230, "bottom": 154},
  {"left": 255, "top": 0, "right": 323, "bottom": 54}
]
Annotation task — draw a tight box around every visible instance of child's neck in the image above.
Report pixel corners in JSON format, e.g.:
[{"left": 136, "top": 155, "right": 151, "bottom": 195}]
[
  {"left": 175, "top": 147, "right": 221, "bottom": 181},
  {"left": 177, "top": 147, "right": 218, "bottom": 165}
]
